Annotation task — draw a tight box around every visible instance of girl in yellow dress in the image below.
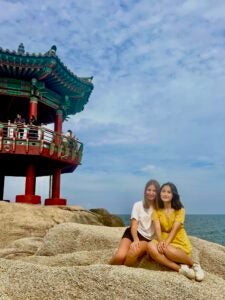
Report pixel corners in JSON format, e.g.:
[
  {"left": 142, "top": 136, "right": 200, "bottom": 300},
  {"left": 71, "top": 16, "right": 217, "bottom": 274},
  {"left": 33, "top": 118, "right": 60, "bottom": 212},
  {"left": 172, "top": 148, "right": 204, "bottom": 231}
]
[{"left": 147, "top": 182, "right": 196, "bottom": 279}]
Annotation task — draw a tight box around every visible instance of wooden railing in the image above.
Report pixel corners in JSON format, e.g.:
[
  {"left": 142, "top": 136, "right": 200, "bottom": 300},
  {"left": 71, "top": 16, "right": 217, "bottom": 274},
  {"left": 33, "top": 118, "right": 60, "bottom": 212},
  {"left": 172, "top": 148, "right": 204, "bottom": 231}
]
[{"left": 0, "top": 122, "right": 83, "bottom": 163}]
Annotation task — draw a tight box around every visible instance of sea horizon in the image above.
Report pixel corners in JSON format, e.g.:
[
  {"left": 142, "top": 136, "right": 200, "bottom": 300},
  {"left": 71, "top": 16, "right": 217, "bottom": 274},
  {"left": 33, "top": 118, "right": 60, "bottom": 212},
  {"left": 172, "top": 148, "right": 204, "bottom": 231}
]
[
  {"left": 116, "top": 213, "right": 225, "bottom": 246},
  {"left": 114, "top": 213, "right": 225, "bottom": 215}
]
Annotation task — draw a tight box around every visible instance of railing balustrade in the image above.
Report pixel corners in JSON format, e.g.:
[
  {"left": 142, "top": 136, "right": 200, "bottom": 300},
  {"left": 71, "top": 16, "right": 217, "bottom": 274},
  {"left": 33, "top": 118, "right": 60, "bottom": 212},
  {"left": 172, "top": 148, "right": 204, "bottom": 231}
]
[{"left": 0, "top": 122, "right": 82, "bottom": 162}]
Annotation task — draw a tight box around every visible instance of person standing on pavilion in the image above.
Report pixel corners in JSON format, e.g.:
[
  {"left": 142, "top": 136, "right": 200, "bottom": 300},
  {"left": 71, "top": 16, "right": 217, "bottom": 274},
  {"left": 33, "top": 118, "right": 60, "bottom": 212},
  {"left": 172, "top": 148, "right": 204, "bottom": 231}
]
[
  {"left": 14, "top": 114, "right": 26, "bottom": 138},
  {"left": 29, "top": 115, "right": 38, "bottom": 140}
]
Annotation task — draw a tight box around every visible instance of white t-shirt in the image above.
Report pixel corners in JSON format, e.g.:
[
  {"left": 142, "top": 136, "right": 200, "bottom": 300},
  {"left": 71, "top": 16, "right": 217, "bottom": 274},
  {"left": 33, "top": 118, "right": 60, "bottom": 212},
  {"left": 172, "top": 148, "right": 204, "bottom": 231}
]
[{"left": 131, "top": 201, "right": 155, "bottom": 240}]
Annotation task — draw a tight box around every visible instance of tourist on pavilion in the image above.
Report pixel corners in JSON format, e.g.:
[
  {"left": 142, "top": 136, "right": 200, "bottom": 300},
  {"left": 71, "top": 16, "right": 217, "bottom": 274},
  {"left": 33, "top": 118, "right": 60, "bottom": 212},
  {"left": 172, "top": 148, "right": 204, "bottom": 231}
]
[
  {"left": 14, "top": 114, "right": 26, "bottom": 138},
  {"left": 65, "top": 129, "right": 76, "bottom": 149},
  {"left": 29, "top": 115, "right": 38, "bottom": 140}
]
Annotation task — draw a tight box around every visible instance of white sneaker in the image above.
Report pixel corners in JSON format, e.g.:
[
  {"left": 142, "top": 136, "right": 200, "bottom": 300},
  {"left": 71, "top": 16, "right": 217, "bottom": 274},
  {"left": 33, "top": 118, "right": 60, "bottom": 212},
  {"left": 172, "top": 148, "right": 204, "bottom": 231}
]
[
  {"left": 179, "top": 264, "right": 195, "bottom": 279},
  {"left": 193, "top": 263, "right": 205, "bottom": 281}
]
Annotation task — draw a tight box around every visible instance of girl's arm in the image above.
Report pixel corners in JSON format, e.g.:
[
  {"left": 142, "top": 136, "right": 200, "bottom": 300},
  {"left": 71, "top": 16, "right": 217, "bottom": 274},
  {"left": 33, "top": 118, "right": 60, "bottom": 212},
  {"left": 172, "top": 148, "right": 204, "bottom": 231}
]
[
  {"left": 152, "top": 210, "right": 166, "bottom": 253},
  {"left": 130, "top": 218, "right": 139, "bottom": 242},
  {"left": 130, "top": 218, "right": 142, "bottom": 250},
  {"left": 153, "top": 219, "right": 162, "bottom": 242},
  {"left": 165, "top": 221, "right": 181, "bottom": 246},
  {"left": 153, "top": 219, "right": 166, "bottom": 254}
]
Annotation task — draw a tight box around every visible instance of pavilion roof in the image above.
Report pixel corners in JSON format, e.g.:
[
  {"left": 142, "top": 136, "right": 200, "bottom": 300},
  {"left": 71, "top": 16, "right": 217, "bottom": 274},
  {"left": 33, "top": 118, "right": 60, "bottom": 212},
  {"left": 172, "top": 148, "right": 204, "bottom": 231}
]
[{"left": 0, "top": 44, "right": 94, "bottom": 116}]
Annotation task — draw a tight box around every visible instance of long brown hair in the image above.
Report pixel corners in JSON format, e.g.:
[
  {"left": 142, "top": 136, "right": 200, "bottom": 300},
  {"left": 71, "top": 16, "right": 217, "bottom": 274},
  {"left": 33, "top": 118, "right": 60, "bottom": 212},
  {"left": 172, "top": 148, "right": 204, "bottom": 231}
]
[
  {"left": 158, "top": 182, "right": 184, "bottom": 210},
  {"left": 143, "top": 179, "right": 160, "bottom": 209}
]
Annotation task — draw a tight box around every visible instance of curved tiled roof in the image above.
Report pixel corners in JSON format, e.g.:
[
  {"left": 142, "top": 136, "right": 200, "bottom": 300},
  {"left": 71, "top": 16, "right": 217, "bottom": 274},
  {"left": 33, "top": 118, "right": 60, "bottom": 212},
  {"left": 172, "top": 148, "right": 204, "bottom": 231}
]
[{"left": 0, "top": 44, "right": 94, "bottom": 116}]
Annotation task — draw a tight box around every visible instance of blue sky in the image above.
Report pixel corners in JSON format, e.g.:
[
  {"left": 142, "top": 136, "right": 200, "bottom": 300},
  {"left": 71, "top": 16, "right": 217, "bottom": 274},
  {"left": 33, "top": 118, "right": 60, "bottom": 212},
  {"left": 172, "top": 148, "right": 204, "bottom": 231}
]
[{"left": 1, "top": 0, "right": 225, "bottom": 214}]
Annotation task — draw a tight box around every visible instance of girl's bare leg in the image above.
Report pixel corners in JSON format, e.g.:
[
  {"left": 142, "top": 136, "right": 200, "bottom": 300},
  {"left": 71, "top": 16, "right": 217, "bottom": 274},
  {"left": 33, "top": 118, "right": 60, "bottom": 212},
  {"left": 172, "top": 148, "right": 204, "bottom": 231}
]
[
  {"left": 124, "top": 241, "right": 148, "bottom": 267},
  {"left": 147, "top": 242, "right": 180, "bottom": 271},
  {"left": 163, "top": 245, "right": 193, "bottom": 266},
  {"left": 109, "top": 238, "right": 132, "bottom": 265}
]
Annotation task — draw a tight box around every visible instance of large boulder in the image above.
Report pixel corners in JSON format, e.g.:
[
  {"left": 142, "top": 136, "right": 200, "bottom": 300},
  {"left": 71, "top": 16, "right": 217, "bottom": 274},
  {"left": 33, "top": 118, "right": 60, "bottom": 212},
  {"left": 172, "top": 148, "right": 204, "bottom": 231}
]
[
  {"left": 0, "top": 202, "right": 104, "bottom": 248},
  {"left": 35, "top": 222, "right": 122, "bottom": 256},
  {"left": 0, "top": 202, "right": 224, "bottom": 300}
]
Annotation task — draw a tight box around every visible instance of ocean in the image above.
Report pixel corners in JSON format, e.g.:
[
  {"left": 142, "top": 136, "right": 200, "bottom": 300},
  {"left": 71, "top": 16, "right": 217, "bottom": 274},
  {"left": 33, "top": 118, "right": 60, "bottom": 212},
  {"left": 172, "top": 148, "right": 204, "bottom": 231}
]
[{"left": 117, "top": 214, "right": 225, "bottom": 246}]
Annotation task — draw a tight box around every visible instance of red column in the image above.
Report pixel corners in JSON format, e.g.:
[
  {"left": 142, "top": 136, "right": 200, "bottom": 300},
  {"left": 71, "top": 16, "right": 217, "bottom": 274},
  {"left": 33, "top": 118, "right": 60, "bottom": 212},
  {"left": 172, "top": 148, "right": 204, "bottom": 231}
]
[
  {"left": 52, "top": 168, "right": 61, "bottom": 198},
  {"left": 16, "top": 164, "right": 41, "bottom": 204},
  {"left": 54, "top": 109, "right": 63, "bottom": 133},
  {"left": 15, "top": 88, "right": 41, "bottom": 205},
  {"left": 45, "top": 168, "right": 67, "bottom": 205},
  {"left": 54, "top": 109, "right": 63, "bottom": 146},
  {"left": 45, "top": 109, "right": 67, "bottom": 205},
  {"left": 25, "top": 164, "right": 36, "bottom": 195},
  {"left": 29, "top": 97, "right": 38, "bottom": 119}
]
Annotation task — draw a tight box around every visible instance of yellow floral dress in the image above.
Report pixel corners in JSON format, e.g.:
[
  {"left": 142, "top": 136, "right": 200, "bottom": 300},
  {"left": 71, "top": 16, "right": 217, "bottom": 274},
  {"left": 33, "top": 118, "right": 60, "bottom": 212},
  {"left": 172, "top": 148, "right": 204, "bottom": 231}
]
[{"left": 152, "top": 208, "right": 192, "bottom": 255}]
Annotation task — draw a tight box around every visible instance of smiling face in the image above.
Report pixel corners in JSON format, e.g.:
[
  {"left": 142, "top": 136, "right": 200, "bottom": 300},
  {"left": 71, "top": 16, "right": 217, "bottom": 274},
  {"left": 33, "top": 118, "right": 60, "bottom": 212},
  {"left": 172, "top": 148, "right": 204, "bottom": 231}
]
[
  {"left": 160, "top": 184, "right": 173, "bottom": 203},
  {"left": 145, "top": 184, "right": 157, "bottom": 204}
]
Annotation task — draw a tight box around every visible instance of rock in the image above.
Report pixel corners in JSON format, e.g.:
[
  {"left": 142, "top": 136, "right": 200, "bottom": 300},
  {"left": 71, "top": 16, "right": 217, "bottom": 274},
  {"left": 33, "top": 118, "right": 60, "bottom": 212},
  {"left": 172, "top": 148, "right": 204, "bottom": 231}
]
[
  {"left": 0, "top": 202, "right": 224, "bottom": 299},
  {"left": 89, "top": 208, "right": 114, "bottom": 215},
  {"left": 90, "top": 208, "right": 125, "bottom": 226},
  {"left": 0, "top": 202, "right": 102, "bottom": 248},
  {"left": 35, "top": 222, "right": 123, "bottom": 256},
  {"left": 190, "top": 236, "right": 225, "bottom": 279}
]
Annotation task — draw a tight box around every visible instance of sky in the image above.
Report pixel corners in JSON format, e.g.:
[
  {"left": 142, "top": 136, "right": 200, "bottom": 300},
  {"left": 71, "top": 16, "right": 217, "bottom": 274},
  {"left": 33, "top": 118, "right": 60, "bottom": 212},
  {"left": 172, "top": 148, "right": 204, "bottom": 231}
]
[{"left": 1, "top": 0, "right": 225, "bottom": 214}]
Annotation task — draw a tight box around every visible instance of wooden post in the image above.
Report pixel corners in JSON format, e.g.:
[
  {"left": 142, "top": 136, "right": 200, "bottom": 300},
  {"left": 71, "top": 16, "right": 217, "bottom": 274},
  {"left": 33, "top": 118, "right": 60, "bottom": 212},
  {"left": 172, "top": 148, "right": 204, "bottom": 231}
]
[
  {"left": 25, "top": 164, "right": 36, "bottom": 195},
  {"left": 45, "top": 110, "right": 67, "bottom": 205},
  {"left": 16, "top": 164, "right": 41, "bottom": 204},
  {"left": 52, "top": 168, "right": 61, "bottom": 199},
  {"left": 29, "top": 96, "right": 38, "bottom": 120}
]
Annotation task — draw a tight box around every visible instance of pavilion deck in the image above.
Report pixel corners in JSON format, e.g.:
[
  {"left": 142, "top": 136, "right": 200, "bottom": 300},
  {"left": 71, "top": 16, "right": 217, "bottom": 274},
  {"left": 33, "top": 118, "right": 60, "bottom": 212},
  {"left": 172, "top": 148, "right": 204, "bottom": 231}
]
[{"left": 0, "top": 122, "right": 82, "bottom": 171}]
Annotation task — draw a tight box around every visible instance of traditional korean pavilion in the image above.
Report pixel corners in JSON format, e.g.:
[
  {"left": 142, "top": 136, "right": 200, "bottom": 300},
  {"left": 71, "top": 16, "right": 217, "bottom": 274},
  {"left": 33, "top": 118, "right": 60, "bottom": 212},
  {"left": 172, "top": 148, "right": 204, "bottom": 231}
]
[{"left": 0, "top": 44, "right": 93, "bottom": 205}]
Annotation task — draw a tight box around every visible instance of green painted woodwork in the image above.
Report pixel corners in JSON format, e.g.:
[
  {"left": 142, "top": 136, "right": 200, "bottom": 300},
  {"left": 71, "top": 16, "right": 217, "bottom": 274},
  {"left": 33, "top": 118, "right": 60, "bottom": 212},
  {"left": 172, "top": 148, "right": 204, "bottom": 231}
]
[
  {"left": 50, "top": 143, "right": 55, "bottom": 155},
  {"left": 0, "top": 78, "right": 30, "bottom": 97},
  {"left": 0, "top": 45, "right": 94, "bottom": 120},
  {"left": 28, "top": 142, "right": 40, "bottom": 146}
]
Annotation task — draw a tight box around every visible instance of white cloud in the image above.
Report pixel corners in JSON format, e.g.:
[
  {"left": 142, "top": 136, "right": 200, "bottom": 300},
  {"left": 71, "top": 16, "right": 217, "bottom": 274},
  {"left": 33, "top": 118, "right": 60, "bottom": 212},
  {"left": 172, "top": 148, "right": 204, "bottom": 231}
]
[
  {"left": 140, "top": 164, "right": 157, "bottom": 172},
  {"left": 1, "top": 0, "right": 225, "bottom": 214}
]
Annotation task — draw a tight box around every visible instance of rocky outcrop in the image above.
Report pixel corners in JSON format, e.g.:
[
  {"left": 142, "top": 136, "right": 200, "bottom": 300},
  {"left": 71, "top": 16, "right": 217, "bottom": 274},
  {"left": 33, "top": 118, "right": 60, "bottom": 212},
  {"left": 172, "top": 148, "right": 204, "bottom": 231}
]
[
  {"left": 0, "top": 202, "right": 123, "bottom": 248},
  {"left": 0, "top": 202, "right": 224, "bottom": 300},
  {"left": 90, "top": 208, "right": 125, "bottom": 226}
]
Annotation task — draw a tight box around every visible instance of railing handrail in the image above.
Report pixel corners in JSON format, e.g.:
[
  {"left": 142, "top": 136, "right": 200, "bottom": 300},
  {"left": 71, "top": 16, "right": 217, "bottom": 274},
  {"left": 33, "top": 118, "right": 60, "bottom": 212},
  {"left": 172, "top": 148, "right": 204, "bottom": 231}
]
[
  {"left": 0, "top": 122, "right": 81, "bottom": 144},
  {"left": 0, "top": 122, "right": 83, "bottom": 162}
]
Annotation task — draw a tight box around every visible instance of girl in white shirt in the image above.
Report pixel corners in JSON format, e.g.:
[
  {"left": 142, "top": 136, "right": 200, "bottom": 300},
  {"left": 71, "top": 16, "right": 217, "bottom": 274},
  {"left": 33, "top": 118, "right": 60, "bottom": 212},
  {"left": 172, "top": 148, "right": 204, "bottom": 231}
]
[{"left": 109, "top": 179, "right": 160, "bottom": 266}]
